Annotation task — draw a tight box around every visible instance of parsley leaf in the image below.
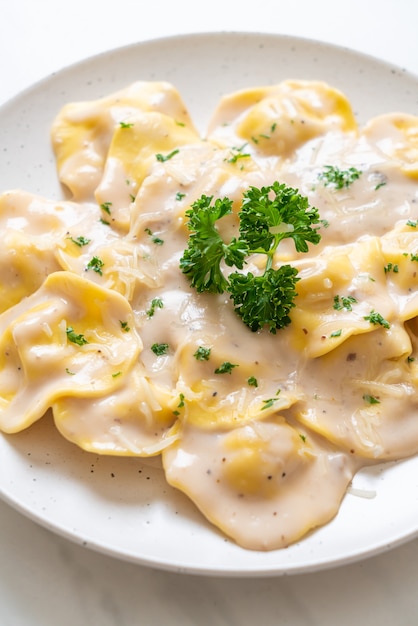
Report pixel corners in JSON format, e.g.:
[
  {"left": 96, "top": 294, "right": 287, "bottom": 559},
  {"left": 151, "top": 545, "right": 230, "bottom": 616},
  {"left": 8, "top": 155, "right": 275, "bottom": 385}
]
[
  {"left": 180, "top": 195, "right": 247, "bottom": 293},
  {"left": 180, "top": 183, "right": 321, "bottom": 332}
]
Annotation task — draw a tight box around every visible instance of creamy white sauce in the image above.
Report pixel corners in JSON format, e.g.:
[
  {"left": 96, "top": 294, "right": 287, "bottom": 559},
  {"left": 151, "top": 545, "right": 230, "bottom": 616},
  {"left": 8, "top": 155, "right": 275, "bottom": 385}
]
[{"left": 1, "top": 80, "right": 418, "bottom": 550}]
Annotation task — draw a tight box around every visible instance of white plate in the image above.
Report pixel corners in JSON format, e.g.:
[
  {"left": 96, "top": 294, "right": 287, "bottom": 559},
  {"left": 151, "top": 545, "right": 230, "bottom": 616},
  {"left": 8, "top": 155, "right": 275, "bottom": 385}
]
[{"left": 1, "top": 32, "right": 418, "bottom": 577}]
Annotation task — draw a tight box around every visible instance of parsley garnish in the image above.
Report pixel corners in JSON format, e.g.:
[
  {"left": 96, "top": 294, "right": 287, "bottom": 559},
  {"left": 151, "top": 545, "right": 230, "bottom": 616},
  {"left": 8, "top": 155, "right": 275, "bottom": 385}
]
[
  {"left": 363, "top": 394, "right": 380, "bottom": 404},
  {"left": 66, "top": 326, "right": 88, "bottom": 346},
  {"left": 180, "top": 182, "right": 321, "bottom": 333},
  {"left": 144, "top": 228, "right": 164, "bottom": 245},
  {"left": 319, "top": 165, "right": 362, "bottom": 189},
  {"left": 119, "top": 121, "right": 134, "bottom": 128},
  {"left": 193, "top": 346, "right": 211, "bottom": 361},
  {"left": 330, "top": 329, "right": 342, "bottom": 337},
  {"left": 333, "top": 295, "right": 357, "bottom": 311},
  {"left": 68, "top": 235, "right": 91, "bottom": 247},
  {"left": 214, "top": 361, "right": 239, "bottom": 374},
  {"left": 100, "top": 202, "right": 112, "bottom": 215},
  {"left": 247, "top": 376, "right": 258, "bottom": 387},
  {"left": 384, "top": 263, "right": 399, "bottom": 274},
  {"left": 120, "top": 320, "right": 130, "bottom": 332},
  {"left": 86, "top": 256, "right": 104, "bottom": 275},
  {"left": 146, "top": 298, "right": 164, "bottom": 317},
  {"left": 151, "top": 343, "right": 169, "bottom": 356},
  {"left": 364, "top": 309, "right": 390, "bottom": 329},
  {"left": 176, "top": 192, "right": 186, "bottom": 201},
  {"left": 156, "top": 149, "right": 179, "bottom": 162}
]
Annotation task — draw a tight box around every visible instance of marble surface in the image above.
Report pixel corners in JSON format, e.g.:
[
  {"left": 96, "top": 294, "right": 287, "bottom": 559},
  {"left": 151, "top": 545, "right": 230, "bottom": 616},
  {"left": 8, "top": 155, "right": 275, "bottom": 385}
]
[{"left": 1, "top": 1, "right": 418, "bottom": 624}]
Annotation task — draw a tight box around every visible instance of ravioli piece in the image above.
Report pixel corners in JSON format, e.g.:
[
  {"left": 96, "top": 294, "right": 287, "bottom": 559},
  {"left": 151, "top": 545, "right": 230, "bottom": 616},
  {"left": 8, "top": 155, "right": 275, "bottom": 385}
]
[
  {"left": 163, "top": 417, "right": 355, "bottom": 550},
  {"left": 0, "top": 272, "right": 141, "bottom": 433},
  {"left": 0, "top": 190, "right": 100, "bottom": 312},
  {"left": 51, "top": 81, "right": 198, "bottom": 200},
  {"left": 289, "top": 236, "right": 395, "bottom": 357},
  {"left": 381, "top": 222, "right": 418, "bottom": 319},
  {"left": 207, "top": 80, "right": 358, "bottom": 158},
  {"left": 94, "top": 112, "right": 200, "bottom": 231},
  {"left": 172, "top": 337, "right": 302, "bottom": 429},
  {"left": 294, "top": 323, "right": 418, "bottom": 460},
  {"left": 53, "top": 365, "right": 179, "bottom": 456},
  {"left": 362, "top": 113, "right": 418, "bottom": 179}
]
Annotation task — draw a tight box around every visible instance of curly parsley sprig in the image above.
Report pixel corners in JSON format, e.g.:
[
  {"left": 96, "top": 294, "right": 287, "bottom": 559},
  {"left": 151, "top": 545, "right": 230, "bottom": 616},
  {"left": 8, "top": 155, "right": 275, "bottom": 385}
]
[{"left": 180, "top": 182, "right": 321, "bottom": 333}]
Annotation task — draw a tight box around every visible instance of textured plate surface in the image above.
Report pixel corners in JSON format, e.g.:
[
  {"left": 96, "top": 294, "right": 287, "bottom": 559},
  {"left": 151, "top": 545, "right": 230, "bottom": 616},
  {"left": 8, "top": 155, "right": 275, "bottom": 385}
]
[{"left": 1, "top": 32, "right": 418, "bottom": 576}]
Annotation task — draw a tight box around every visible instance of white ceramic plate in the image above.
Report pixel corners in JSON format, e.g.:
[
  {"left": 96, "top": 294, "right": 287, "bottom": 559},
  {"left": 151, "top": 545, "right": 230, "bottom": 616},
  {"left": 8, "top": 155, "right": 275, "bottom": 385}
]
[{"left": 1, "top": 32, "right": 418, "bottom": 577}]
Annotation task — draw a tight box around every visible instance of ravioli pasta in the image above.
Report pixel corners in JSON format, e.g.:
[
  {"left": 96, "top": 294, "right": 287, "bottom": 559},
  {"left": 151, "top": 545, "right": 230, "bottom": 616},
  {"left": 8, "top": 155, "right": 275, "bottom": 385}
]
[{"left": 1, "top": 79, "right": 418, "bottom": 551}]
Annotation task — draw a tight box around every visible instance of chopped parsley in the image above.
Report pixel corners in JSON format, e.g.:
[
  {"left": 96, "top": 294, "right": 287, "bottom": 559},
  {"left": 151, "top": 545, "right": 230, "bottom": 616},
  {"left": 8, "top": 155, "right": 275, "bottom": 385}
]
[
  {"left": 363, "top": 309, "right": 390, "bottom": 329},
  {"left": 86, "top": 256, "right": 104, "bottom": 275},
  {"left": 100, "top": 202, "right": 112, "bottom": 215},
  {"left": 66, "top": 326, "right": 88, "bottom": 346},
  {"left": 247, "top": 376, "right": 258, "bottom": 387},
  {"left": 68, "top": 235, "right": 91, "bottom": 247},
  {"left": 333, "top": 295, "right": 357, "bottom": 311},
  {"left": 119, "top": 121, "right": 134, "bottom": 128},
  {"left": 144, "top": 228, "right": 164, "bottom": 245},
  {"left": 363, "top": 394, "right": 380, "bottom": 405},
  {"left": 120, "top": 320, "right": 130, "bottom": 332},
  {"left": 384, "top": 262, "right": 399, "bottom": 274},
  {"left": 214, "top": 361, "right": 239, "bottom": 374},
  {"left": 319, "top": 165, "right": 362, "bottom": 189},
  {"left": 151, "top": 342, "right": 169, "bottom": 356},
  {"left": 146, "top": 297, "right": 164, "bottom": 317},
  {"left": 193, "top": 346, "right": 211, "bottom": 361},
  {"left": 156, "top": 149, "right": 179, "bottom": 162}
]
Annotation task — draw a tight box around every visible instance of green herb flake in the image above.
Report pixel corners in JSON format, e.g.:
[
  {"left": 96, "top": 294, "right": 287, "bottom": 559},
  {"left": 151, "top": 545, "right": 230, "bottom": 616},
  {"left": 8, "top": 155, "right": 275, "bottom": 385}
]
[
  {"left": 112, "top": 371, "right": 122, "bottom": 378},
  {"left": 363, "top": 309, "right": 390, "bottom": 329},
  {"left": 68, "top": 235, "right": 91, "bottom": 247},
  {"left": 214, "top": 361, "right": 239, "bottom": 374},
  {"left": 151, "top": 342, "right": 169, "bottom": 356},
  {"left": 177, "top": 393, "right": 185, "bottom": 408},
  {"left": 333, "top": 295, "right": 358, "bottom": 311},
  {"left": 176, "top": 192, "right": 186, "bottom": 201},
  {"left": 156, "top": 149, "right": 179, "bottom": 162},
  {"left": 407, "top": 219, "right": 418, "bottom": 228},
  {"left": 193, "top": 346, "right": 211, "bottom": 361},
  {"left": 86, "top": 256, "right": 104, "bottom": 275},
  {"left": 119, "top": 121, "right": 134, "bottom": 128},
  {"left": 144, "top": 227, "right": 164, "bottom": 245},
  {"left": 384, "top": 262, "right": 399, "bottom": 274},
  {"left": 363, "top": 394, "right": 380, "bottom": 405},
  {"left": 261, "top": 398, "right": 276, "bottom": 410},
  {"left": 319, "top": 165, "right": 362, "bottom": 190},
  {"left": 247, "top": 376, "right": 258, "bottom": 387},
  {"left": 330, "top": 329, "right": 342, "bottom": 338},
  {"left": 120, "top": 320, "right": 130, "bottom": 332},
  {"left": 66, "top": 326, "right": 88, "bottom": 346},
  {"left": 100, "top": 202, "right": 112, "bottom": 215},
  {"left": 146, "top": 297, "right": 164, "bottom": 318}
]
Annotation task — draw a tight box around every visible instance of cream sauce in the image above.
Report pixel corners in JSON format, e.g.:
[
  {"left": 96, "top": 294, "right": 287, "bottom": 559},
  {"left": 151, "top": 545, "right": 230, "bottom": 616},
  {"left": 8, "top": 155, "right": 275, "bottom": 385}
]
[{"left": 1, "top": 80, "right": 418, "bottom": 550}]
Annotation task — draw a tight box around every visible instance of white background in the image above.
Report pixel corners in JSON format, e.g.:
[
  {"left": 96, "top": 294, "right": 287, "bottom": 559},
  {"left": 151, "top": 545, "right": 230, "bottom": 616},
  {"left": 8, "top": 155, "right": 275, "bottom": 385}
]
[{"left": 1, "top": 1, "right": 418, "bottom": 624}]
